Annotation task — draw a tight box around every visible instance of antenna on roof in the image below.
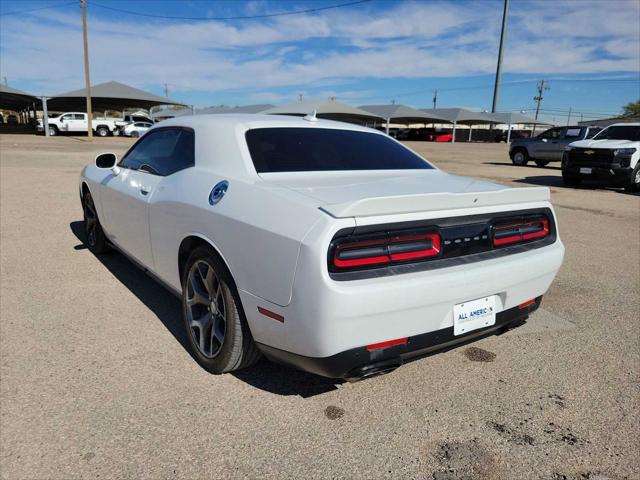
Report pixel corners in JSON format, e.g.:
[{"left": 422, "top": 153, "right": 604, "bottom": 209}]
[{"left": 303, "top": 110, "right": 318, "bottom": 122}]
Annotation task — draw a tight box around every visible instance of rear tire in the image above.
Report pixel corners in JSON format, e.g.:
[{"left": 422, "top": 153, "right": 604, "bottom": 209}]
[
  {"left": 534, "top": 159, "right": 550, "bottom": 167},
  {"left": 511, "top": 149, "right": 529, "bottom": 166},
  {"left": 182, "top": 246, "right": 261, "bottom": 374},
  {"left": 96, "top": 127, "right": 109, "bottom": 137},
  {"left": 82, "top": 190, "right": 108, "bottom": 253},
  {"left": 625, "top": 164, "right": 640, "bottom": 192}
]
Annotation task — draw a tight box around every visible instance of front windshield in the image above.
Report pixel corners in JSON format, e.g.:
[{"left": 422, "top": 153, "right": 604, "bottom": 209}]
[{"left": 592, "top": 125, "right": 640, "bottom": 141}]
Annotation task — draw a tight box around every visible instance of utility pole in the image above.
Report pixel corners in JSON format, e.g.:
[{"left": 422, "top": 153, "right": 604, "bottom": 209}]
[
  {"left": 3, "top": 77, "right": 7, "bottom": 86},
  {"left": 533, "top": 80, "right": 549, "bottom": 120},
  {"left": 432, "top": 90, "right": 438, "bottom": 109},
  {"left": 491, "top": 0, "right": 509, "bottom": 113},
  {"left": 164, "top": 83, "right": 169, "bottom": 98},
  {"left": 298, "top": 93, "right": 303, "bottom": 101},
  {"left": 81, "top": 0, "right": 93, "bottom": 140},
  {"left": 566, "top": 107, "right": 572, "bottom": 126}
]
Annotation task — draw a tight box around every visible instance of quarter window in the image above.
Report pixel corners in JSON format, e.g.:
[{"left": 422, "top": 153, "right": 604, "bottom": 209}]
[{"left": 120, "top": 128, "right": 194, "bottom": 176}]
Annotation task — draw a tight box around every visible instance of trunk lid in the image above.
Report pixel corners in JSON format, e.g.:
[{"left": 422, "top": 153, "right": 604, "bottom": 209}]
[{"left": 260, "top": 170, "right": 550, "bottom": 218}]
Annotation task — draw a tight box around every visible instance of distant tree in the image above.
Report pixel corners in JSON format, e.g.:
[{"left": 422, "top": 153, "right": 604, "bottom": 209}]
[{"left": 621, "top": 100, "right": 640, "bottom": 117}]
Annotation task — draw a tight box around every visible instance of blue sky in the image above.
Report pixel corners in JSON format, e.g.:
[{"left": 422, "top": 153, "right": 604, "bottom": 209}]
[{"left": 1, "top": 0, "right": 639, "bottom": 122}]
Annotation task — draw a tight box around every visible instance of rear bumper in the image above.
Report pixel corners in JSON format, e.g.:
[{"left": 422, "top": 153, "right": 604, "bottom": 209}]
[{"left": 258, "top": 299, "right": 540, "bottom": 380}]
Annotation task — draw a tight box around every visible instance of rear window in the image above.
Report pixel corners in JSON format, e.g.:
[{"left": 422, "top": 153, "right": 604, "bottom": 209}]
[{"left": 245, "top": 128, "right": 432, "bottom": 173}]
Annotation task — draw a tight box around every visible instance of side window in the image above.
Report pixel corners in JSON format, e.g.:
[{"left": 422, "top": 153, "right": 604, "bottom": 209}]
[
  {"left": 539, "top": 128, "right": 562, "bottom": 139},
  {"left": 120, "top": 128, "right": 194, "bottom": 176},
  {"left": 61, "top": 114, "right": 73, "bottom": 121},
  {"left": 564, "top": 127, "right": 583, "bottom": 139}
]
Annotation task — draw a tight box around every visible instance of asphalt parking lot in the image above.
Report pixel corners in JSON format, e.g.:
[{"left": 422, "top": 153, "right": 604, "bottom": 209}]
[{"left": 1, "top": 134, "right": 638, "bottom": 479}]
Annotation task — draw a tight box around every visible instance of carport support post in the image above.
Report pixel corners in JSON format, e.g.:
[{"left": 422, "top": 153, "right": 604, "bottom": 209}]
[
  {"left": 468, "top": 125, "right": 473, "bottom": 142},
  {"left": 385, "top": 117, "right": 390, "bottom": 135},
  {"left": 452, "top": 121, "right": 457, "bottom": 143},
  {"left": 506, "top": 121, "right": 512, "bottom": 143},
  {"left": 42, "top": 97, "right": 50, "bottom": 137}
]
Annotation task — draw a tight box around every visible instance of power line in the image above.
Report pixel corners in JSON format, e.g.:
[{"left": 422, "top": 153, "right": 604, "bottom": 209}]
[
  {"left": 0, "top": 1, "right": 76, "bottom": 17},
  {"left": 88, "top": 0, "right": 371, "bottom": 21}
]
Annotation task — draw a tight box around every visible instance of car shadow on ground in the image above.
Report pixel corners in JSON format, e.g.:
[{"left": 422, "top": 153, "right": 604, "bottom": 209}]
[
  {"left": 513, "top": 176, "right": 639, "bottom": 196},
  {"left": 70, "top": 221, "right": 342, "bottom": 397},
  {"left": 482, "top": 161, "right": 562, "bottom": 171}
]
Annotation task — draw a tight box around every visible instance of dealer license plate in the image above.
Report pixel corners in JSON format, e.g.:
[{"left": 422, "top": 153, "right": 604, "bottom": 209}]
[
  {"left": 453, "top": 296, "right": 497, "bottom": 336},
  {"left": 580, "top": 167, "right": 592, "bottom": 174}
]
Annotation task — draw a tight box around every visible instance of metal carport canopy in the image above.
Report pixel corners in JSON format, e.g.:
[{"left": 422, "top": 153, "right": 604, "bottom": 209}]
[
  {"left": 488, "top": 112, "right": 552, "bottom": 126},
  {"left": 46, "top": 81, "right": 185, "bottom": 111},
  {"left": 419, "top": 108, "right": 498, "bottom": 143},
  {"left": 0, "top": 84, "right": 41, "bottom": 110},
  {"left": 262, "top": 99, "right": 385, "bottom": 124},
  {"left": 358, "top": 104, "right": 452, "bottom": 125},
  {"left": 487, "top": 112, "right": 553, "bottom": 142}
]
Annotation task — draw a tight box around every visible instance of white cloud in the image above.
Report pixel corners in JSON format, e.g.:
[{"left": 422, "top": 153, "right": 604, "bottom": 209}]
[{"left": 0, "top": 0, "right": 637, "bottom": 99}]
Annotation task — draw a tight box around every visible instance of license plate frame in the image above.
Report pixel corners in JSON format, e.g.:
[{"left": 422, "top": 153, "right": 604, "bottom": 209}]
[
  {"left": 453, "top": 296, "right": 497, "bottom": 336},
  {"left": 579, "top": 167, "right": 592, "bottom": 174}
]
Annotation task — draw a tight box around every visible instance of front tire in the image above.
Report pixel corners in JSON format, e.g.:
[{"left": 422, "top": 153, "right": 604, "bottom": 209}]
[
  {"left": 182, "top": 247, "right": 261, "bottom": 374},
  {"left": 562, "top": 169, "right": 581, "bottom": 187},
  {"left": 82, "top": 190, "right": 108, "bottom": 253},
  {"left": 511, "top": 149, "right": 529, "bottom": 166},
  {"left": 48, "top": 126, "right": 57, "bottom": 136},
  {"left": 625, "top": 164, "right": 640, "bottom": 192},
  {"left": 130, "top": 131, "right": 140, "bottom": 138}
]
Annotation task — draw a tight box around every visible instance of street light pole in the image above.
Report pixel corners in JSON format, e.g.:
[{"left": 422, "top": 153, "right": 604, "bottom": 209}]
[
  {"left": 491, "top": 0, "right": 509, "bottom": 113},
  {"left": 81, "top": 0, "right": 93, "bottom": 140}
]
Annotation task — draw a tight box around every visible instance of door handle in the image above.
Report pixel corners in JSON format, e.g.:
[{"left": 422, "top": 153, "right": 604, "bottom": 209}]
[{"left": 140, "top": 186, "right": 151, "bottom": 195}]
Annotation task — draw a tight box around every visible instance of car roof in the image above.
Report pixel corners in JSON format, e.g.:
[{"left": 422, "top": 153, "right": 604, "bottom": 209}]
[
  {"left": 154, "top": 113, "right": 386, "bottom": 179},
  {"left": 607, "top": 122, "right": 640, "bottom": 127},
  {"left": 157, "top": 113, "right": 379, "bottom": 133}
]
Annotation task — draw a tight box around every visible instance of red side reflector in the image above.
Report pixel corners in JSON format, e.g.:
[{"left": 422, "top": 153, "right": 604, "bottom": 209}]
[
  {"left": 257, "top": 307, "right": 284, "bottom": 322},
  {"left": 518, "top": 299, "right": 536, "bottom": 309},
  {"left": 366, "top": 337, "right": 408, "bottom": 351}
]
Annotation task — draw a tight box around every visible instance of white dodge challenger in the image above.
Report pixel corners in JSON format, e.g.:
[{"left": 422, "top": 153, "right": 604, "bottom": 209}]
[{"left": 80, "top": 114, "right": 564, "bottom": 380}]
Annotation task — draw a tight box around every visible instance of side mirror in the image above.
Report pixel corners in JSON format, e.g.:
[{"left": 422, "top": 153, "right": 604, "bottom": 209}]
[{"left": 95, "top": 152, "right": 118, "bottom": 169}]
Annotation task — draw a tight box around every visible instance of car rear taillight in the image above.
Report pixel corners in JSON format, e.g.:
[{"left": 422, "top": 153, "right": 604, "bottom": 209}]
[
  {"left": 492, "top": 216, "right": 549, "bottom": 247},
  {"left": 332, "top": 231, "right": 440, "bottom": 271}
]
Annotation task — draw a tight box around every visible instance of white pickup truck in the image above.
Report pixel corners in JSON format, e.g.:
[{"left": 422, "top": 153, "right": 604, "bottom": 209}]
[{"left": 37, "top": 112, "right": 119, "bottom": 137}]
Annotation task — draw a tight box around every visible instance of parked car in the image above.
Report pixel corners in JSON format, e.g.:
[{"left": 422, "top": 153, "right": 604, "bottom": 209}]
[
  {"left": 115, "top": 114, "right": 153, "bottom": 130},
  {"left": 79, "top": 115, "right": 564, "bottom": 380},
  {"left": 562, "top": 123, "right": 640, "bottom": 191},
  {"left": 37, "top": 112, "right": 118, "bottom": 137},
  {"left": 122, "top": 121, "right": 153, "bottom": 137},
  {"left": 509, "top": 126, "right": 601, "bottom": 167}
]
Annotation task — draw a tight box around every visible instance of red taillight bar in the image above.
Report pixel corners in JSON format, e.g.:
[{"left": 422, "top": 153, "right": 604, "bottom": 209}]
[
  {"left": 366, "top": 337, "right": 408, "bottom": 351},
  {"left": 493, "top": 218, "right": 549, "bottom": 247},
  {"left": 333, "top": 232, "right": 440, "bottom": 270}
]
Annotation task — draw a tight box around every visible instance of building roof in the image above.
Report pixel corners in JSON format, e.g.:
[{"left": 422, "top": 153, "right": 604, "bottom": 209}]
[
  {"left": 578, "top": 116, "right": 640, "bottom": 128},
  {"left": 262, "top": 99, "right": 385, "bottom": 123},
  {"left": 47, "top": 81, "right": 184, "bottom": 111},
  {"left": 358, "top": 104, "right": 452, "bottom": 124},
  {"left": 0, "top": 84, "right": 40, "bottom": 110}
]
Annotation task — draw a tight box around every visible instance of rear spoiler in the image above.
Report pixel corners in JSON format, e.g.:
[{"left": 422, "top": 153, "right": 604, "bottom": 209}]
[{"left": 319, "top": 187, "right": 550, "bottom": 218}]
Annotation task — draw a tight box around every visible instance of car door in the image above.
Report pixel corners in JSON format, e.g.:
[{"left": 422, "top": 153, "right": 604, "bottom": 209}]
[
  {"left": 59, "top": 113, "right": 75, "bottom": 132},
  {"left": 98, "top": 128, "right": 188, "bottom": 268},
  {"left": 535, "top": 127, "right": 564, "bottom": 160}
]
